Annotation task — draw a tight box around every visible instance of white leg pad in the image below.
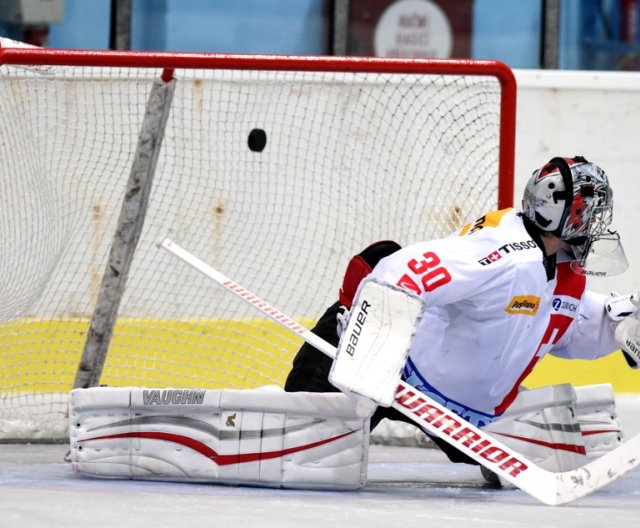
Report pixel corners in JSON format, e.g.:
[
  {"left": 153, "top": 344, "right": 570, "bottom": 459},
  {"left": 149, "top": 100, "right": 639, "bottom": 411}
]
[
  {"left": 482, "top": 384, "right": 587, "bottom": 486},
  {"left": 574, "top": 383, "right": 623, "bottom": 460},
  {"left": 69, "top": 386, "right": 369, "bottom": 490}
]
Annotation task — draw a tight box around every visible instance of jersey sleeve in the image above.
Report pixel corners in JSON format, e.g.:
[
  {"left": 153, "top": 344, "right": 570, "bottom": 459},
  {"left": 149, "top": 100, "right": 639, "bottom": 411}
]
[
  {"left": 550, "top": 290, "right": 619, "bottom": 360},
  {"left": 367, "top": 234, "right": 507, "bottom": 308}
]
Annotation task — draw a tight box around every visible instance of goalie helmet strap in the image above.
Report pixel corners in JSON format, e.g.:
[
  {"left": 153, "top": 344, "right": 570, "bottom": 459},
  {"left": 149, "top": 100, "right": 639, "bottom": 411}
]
[{"left": 338, "top": 240, "right": 401, "bottom": 309}]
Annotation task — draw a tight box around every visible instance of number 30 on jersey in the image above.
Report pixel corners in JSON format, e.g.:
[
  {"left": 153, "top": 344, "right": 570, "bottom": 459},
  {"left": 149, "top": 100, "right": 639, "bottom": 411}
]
[{"left": 396, "top": 251, "right": 451, "bottom": 295}]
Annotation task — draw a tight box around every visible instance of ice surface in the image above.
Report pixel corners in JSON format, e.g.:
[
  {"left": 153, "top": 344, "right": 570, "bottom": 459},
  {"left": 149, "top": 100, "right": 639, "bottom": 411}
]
[{"left": 1, "top": 396, "right": 639, "bottom": 528}]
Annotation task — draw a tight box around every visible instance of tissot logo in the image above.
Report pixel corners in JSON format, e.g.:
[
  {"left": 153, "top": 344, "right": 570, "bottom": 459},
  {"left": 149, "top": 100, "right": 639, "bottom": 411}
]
[
  {"left": 478, "top": 240, "right": 537, "bottom": 265},
  {"left": 478, "top": 251, "right": 502, "bottom": 266}
]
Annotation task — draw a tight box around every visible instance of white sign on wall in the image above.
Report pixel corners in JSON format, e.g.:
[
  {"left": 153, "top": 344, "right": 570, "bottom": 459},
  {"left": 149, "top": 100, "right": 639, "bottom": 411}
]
[{"left": 374, "top": 0, "right": 453, "bottom": 58}]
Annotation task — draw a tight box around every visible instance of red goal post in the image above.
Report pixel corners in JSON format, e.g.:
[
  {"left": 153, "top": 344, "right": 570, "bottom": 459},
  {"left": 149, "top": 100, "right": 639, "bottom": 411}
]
[{"left": 0, "top": 45, "right": 516, "bottom": 441}]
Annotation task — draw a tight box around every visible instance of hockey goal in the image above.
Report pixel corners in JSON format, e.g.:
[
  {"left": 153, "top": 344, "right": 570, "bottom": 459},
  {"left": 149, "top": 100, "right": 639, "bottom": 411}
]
[{"left": 0, "top": 43, "right": 515, "bottom": 441}]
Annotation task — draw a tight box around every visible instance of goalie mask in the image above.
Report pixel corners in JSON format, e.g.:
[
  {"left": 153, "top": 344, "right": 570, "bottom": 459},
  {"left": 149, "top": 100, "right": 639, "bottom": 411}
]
[{"left": 522, "top": 156, "right": 628, "bottom": 276}]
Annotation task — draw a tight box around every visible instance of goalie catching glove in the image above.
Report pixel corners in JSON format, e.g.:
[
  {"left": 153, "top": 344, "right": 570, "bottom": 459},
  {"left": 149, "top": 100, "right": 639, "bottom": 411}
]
[
  {"left": 329, "top": 278, "right": 424, "bottom": 408},
  {"left": 609, "top": 292, "right": 640, "bottom": 368}
]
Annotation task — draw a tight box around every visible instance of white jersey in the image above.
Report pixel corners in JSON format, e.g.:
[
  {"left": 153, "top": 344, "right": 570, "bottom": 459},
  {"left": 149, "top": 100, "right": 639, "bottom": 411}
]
[{"left": 369, "top": 208, "right": 618, "bottom": 426}]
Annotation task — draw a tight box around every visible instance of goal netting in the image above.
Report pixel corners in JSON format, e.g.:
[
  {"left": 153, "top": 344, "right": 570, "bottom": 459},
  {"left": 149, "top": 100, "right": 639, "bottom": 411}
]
[{"left": 0, "top": 43, "right": 515, "bottom": 441}]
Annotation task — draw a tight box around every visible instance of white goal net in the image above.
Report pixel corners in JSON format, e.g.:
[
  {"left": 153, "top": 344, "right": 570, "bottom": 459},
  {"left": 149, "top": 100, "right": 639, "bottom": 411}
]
[{"left": 0, "top": 44, "right": 515, "bottom": 441}]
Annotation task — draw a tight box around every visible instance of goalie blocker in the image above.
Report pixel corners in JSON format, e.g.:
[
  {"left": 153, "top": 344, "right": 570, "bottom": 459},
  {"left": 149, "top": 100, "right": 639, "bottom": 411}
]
[
  {"left": 329, "top": 278, "right": 424, "bottom": 408},
  {"left": 69, "top": 386, "right": 369, "bottom": 489}
]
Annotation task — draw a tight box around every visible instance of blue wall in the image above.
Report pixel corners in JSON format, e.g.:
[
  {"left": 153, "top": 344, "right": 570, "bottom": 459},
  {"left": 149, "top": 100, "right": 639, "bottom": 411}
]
[
  {"left": 134, "top": 0, "right": 327, "bottom": 54},
  {"left": 45, "top": 0, "right": 328, "bottom": 55},
  {"left": 1, "top": 0, "right": 636, "bottom": 70},
  {"left": 472, "top": 0, "right": 542, "bottom": 68},
  {"left": 1, "top": 0, "right": 544, "bottom": 67},
  {"left": 49, "top": 0, "right": 110, "bottom": 49}
]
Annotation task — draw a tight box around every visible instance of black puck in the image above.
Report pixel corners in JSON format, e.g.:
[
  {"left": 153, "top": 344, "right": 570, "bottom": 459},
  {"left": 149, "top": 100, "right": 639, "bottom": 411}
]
[{"left": 248, "top": 128, "right": 267, "bottom": 152}]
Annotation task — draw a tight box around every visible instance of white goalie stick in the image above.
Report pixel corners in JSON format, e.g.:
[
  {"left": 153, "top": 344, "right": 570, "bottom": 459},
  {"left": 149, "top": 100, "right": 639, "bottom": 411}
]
[{"left": 159, "top": 238, "right": 640, "bottom": 506}]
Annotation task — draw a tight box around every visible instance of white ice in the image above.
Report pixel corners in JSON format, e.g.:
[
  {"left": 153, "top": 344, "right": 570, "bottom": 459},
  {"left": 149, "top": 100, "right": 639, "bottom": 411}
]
[{"left": 1, "top": 396, "right": 639, "bottom": 528}]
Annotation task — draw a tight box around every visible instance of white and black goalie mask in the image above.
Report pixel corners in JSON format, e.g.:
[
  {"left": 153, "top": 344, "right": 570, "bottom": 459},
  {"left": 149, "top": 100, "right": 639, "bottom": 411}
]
[{"left": 522, "top": 156, "right": 628, "bottom": 277}]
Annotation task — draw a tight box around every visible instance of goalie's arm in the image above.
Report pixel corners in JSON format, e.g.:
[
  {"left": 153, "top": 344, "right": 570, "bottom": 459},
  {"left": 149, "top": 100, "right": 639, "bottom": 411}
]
[
  {"left": 549, "top": 289, "right": 640, "bottom": 368},
  {"left": 550, "top": 290, "right": 620, "bottom": 360}
]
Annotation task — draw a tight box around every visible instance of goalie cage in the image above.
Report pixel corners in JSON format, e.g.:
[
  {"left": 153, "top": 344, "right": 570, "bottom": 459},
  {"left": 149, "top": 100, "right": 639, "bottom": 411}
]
[{"left": 0, "top": 41, "right": 515, "bottom": 442}]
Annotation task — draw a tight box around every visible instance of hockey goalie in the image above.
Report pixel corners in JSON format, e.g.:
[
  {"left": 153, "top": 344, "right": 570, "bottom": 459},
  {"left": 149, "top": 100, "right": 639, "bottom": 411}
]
[
  {"left": 284, "top": 156, "right": 637, "bottom": 484},
  {"left": 69, "top": 156, "right": 638, "bottom": 490}
]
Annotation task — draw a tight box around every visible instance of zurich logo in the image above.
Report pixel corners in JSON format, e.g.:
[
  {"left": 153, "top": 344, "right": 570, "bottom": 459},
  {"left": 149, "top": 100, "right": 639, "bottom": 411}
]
[{"left": 552, "top": 298, "right": 562, "bottom": 311}]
